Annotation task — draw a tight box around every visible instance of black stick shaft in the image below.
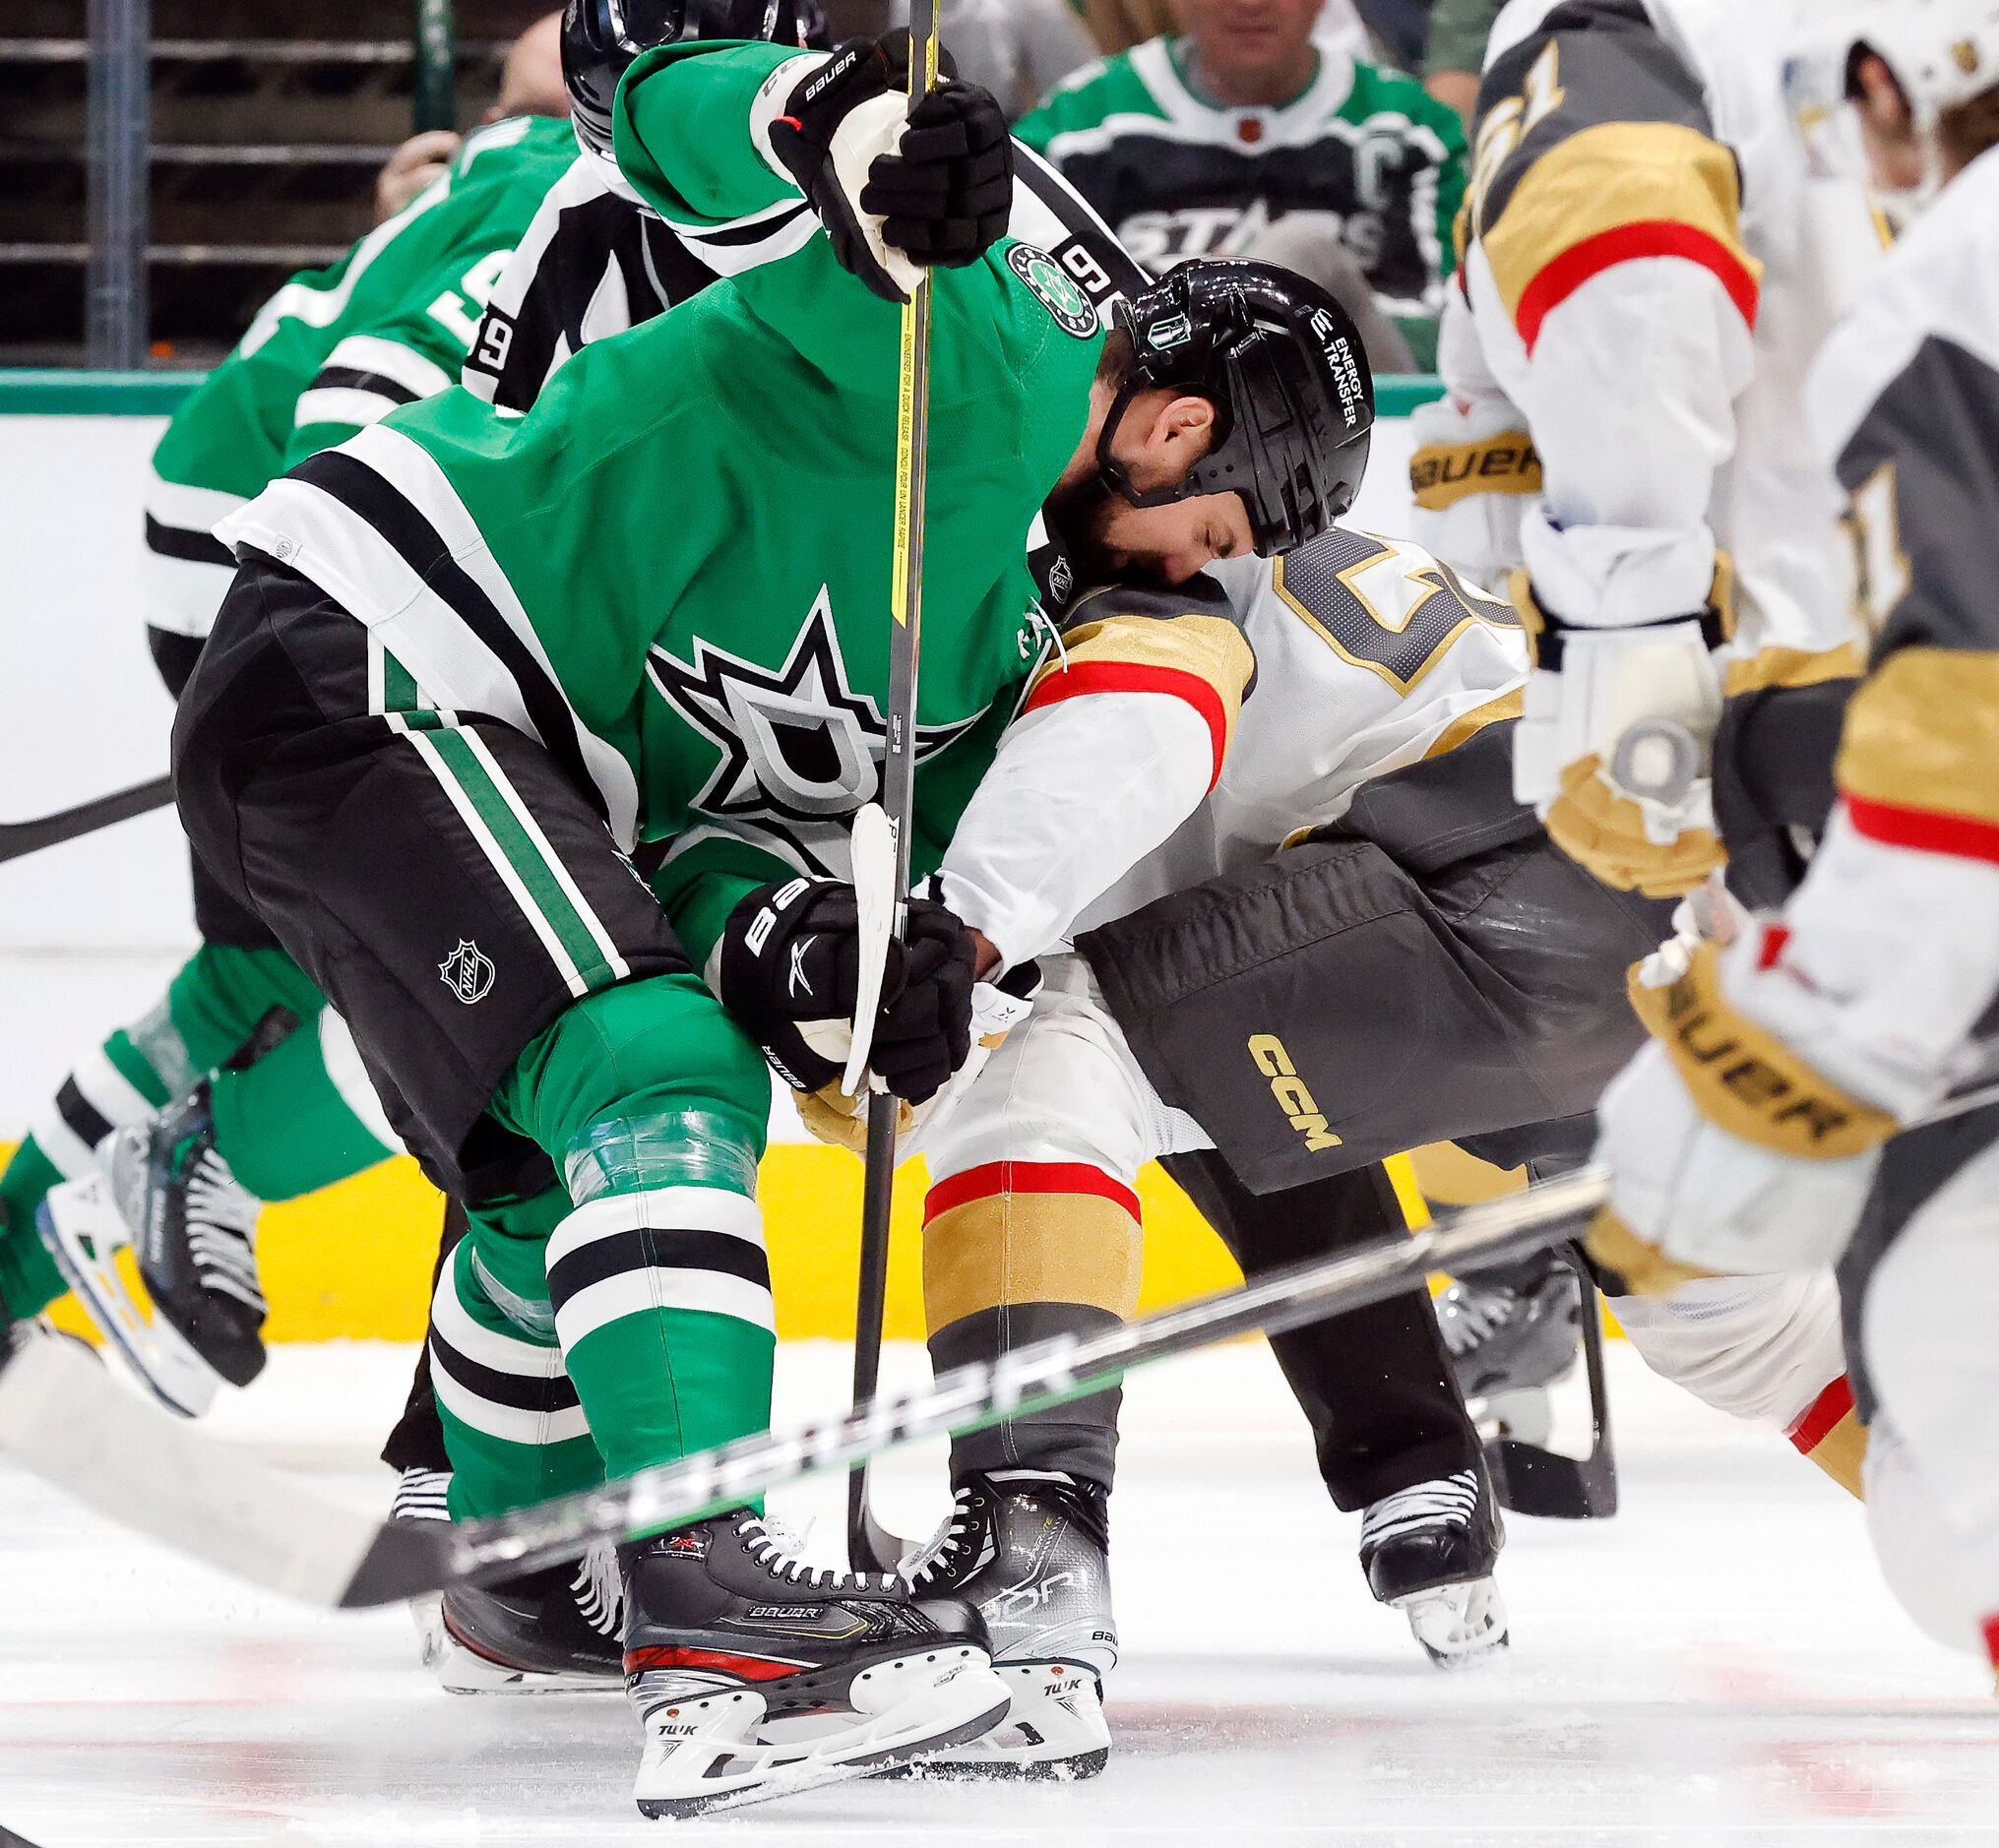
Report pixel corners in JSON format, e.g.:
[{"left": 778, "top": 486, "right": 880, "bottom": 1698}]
[
  {"left": 0, "top": 774, "right": 172, "bottom": 865},
  {"left": 845, "top": 0, "right": 939, "bottom": 1572}
]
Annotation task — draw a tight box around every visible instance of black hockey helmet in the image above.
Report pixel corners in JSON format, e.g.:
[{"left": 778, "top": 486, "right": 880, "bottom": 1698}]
[
  {"left": 563, "top": 0, "right": 830, "bottom": 157},
  {"left": 1097, "top": 260, "right": 1375, "bottom": 558}
]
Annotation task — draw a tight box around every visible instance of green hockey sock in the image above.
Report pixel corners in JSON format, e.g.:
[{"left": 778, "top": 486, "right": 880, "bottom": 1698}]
[
  {"left": 433, "top": 1188, "right": 605, "bottom": 1521},
  {"left": 210, "top": 1013, "right": 399, "bottom": 1201},
  {"left": 0, "top": 1138, "right": 70, "bottom": 1319},
  {"left": 162, "top": 943, "right": 326, "bottom": 1078}
]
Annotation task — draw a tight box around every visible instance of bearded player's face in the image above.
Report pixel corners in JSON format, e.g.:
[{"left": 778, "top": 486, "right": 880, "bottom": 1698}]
[{"left": 1065, "top": 485, "right": 1255, "bottom": 588}]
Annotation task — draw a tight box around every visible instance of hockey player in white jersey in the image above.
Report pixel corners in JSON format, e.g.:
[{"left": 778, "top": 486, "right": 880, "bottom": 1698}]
[
  {"left": 1405, "top": 0, "right": 1889, "bottom": 1492},
  {"left": 1587, "top": 0, "right": 1999, "bottom": 1671}
]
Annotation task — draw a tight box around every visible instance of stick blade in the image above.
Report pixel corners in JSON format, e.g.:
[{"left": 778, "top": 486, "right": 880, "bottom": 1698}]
[{"left": 0, "top": 1333, "right": 390, "bottom": 1607}]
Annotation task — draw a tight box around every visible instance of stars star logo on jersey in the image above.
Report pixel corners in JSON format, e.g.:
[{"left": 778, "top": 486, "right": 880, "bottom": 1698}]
[
  {"left": 646, "top": 589, "right": 981, "bottom": 826},
  {"left": 1007, "top": 242, "right": 1098, "bottom": 339}
]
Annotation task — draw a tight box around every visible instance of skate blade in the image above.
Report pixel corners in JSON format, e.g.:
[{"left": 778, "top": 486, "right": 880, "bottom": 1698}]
[
  {"left": 886, "top": 1660, "right": 1111, "bottom": 1782},
  {"left": 436, "top": 1647, "right": 623, "bottom": 1695},
  {"left": 634, "top": 1648, "right": 1009, "bottom": 1818},
  {"left": 1395, "top": 1577, "right": 1510, "bottom": 1670},
  {"left": 38, "top": 1180, "right": 218, "bottom": 1419}
]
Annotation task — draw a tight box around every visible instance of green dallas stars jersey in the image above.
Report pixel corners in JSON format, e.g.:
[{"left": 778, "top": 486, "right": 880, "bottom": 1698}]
[
  {"left": 145, "top": 113, "right": 579, "bottom": 644},
  {"left": 1015, "top": 38, "right": 1466, "bottom": 312},
  {"left": 218, "top": 40, "right": 1106, "bottom": 969}
]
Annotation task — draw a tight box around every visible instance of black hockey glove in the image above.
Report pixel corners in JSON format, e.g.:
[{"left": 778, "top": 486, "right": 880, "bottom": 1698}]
[
  {"left": 767, "top": 34, "right": 1011, "bottom": 302},
  {"left": 718, "top": 876, "right": 976, "bottom": 1102},
  {"left": 859, "top": 82, "right": 1012, "bottom": 269}
]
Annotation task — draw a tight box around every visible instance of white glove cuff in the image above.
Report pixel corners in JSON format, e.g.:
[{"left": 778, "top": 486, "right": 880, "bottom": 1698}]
[{"left": 827, "top": 89, "right": 924, "bottom": 299}]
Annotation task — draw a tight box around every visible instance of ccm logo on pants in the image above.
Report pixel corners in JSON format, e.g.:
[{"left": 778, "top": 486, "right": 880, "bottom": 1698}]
[{"left": 1247, "top": 1034, "right": 1343, "bottom": 1153}]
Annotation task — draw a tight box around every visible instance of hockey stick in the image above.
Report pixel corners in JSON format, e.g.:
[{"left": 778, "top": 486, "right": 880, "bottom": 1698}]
[
  {"left": 0, "top": 1166, "right": 1612, "bottom": 1610},
  {"left": 1485, "top": 1245, "right": 1619, "bottom": 1520},
  {"left": 0, "top": 773, "right": 172, "bottom": 865},
  {"left": 844, "top": 4, "right": 942, "bottom": 1578}
]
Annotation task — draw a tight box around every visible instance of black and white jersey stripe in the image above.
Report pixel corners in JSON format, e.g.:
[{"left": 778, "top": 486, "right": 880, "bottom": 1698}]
[
  {"left": 462, "top": 143, "right": 1140, "bottom": 418},
  {"left": 144, "top": 478, "right": 252, "bottom": 641},
  {"left": 295, "top": 333, "right": 457, "bottom": 435},
  {"left": 463, "top": 153, "right": 812, "bottom": 414},
  {"left": 219, "top": 420, "right": 642, "bottom": 847}
]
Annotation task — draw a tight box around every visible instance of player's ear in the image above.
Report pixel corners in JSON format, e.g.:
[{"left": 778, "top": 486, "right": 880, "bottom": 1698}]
[{"left": 1160, "top": 394, "right": 1218, "bottom": 463}]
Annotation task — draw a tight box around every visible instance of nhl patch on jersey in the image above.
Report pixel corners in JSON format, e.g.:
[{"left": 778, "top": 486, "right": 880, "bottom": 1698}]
[
  {"left": 1007, "top": 242, "right": 1098, "bottom": 339},
  {"left": 438, "top": 939, "right": 496, "bottom": 1006}
]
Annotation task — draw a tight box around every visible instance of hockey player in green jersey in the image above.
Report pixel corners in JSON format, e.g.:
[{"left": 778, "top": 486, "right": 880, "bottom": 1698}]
[
  {"left": 165, "top": 28, "right": 1368, "bottom": 1814},
  {"left": 3, "top": 26, "right": 585, "bottom": 1414}
]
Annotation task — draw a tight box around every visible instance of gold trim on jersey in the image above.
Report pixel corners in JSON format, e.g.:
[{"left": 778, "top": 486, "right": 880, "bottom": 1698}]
[
  {"left": 1480, "top": 120, "right": 1758, "bottom": 331},
  {"left": 1837, "top": 647, "right": 1999, "bottom": 828},
  {"left": 923, "top": 1193, "right": 1144, "bottom": 1331},
  {"left": 1422, "top": 685, "right": 1526, "bottom": 760},
  {"left": 1030, "top": 611, "right": 1255, "bottom": 755},
  {"left": 1723, "top": 643, "right": 1863, "bottom": 700}
]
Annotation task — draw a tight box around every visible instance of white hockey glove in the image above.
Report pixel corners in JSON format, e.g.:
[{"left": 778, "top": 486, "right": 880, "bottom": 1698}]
[
  {"left": 799, "top": 961, "right": 1038, "bottom": 1157},
  {"left": 1405, "top": 391, "right": 1540, "bottom": 598},
  {"left": 1513, "top": 579, "right": 1728, "bottom": 899},
  {"left": 1589, "top": 929, "right": 1907, "bottom": 1286}
]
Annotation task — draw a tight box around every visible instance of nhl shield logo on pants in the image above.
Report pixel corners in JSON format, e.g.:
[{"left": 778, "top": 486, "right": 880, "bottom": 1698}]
[{"left": 439, "top": 939, "right": 495, "bottom": 1005}]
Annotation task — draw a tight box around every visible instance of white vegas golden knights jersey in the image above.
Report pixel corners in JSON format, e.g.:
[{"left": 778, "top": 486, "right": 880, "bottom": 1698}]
[
  {"left": 1077, "top": 529, "right": 1532, "bottom": 931},
  {"left": 1412, "top": 0, "right": 1885, "bottom": 671}
]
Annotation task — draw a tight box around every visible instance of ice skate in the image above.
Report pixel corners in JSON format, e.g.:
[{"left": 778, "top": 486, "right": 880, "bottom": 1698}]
[
  {"left": 39, "top": 1080, "right": 267, "bottom": 1415},
  {"left": 624, "top": 1510, "right": 1008, "bottom": 1817},
  {"left": 437, "top": 1539, "right": 627, "bottom": 1694},
  {"left": 1436, "top": 1253, "right": 1582, "bottom": 1448},
  {"left": 392, "top": 1466, "right": 456, "bottom": 1674},
  {"left": 1358, "top": 1467, "right": 1509, "bottom": 1668},
  {"left": 112, "top": 1081, "right": 268, "bottom": 1389},
  {"left": 901, "top": 1469, "right": 1116, "bottom": 1780}
]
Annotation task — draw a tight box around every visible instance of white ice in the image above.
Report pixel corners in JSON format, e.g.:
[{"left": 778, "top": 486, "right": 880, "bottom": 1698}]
[{"left": 4, "top": 1338, "right": 1996, "bottom": 1848}]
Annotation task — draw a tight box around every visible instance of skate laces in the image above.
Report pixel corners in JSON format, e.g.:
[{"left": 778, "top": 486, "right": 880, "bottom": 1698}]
[
  {"left": 391, "top": 1466, "right": 453, "bottom": 1523},
  {"left": 734, "top": 1515, "right": 898, "bottom": 1592},
  {"left": 183, "top": 1150, "right": 265, "bottom": 1315},
  {"left": 903, "top": 1485, "right": 976, "bottom": 1588},
  {"left": 1360, "top": 1469, "right": 1479, "bottom": 1551},
  {"left": 572, "top": 1540, "right": 626, "bottom": 1637}
]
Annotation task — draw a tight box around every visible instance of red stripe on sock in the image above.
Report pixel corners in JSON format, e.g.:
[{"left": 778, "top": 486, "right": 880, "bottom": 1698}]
[
  {"left": 925, "top": 1160, "right": 1142, "bottom": 1224},
  {"left": 1786, "top": 1374, "right": 1855, "bottom": 1453},
  {"left": 623, "top": 1645, "right": 804, "bottom": 1681},
  {"left": 1982, "top": 1613, "right": 1999, "bottom": 1669}
]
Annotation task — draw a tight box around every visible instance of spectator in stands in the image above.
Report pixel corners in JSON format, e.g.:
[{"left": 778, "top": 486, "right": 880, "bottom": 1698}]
[
  {"left": 1421, "top": 0, "right": 1500, "bottom": 125},
  {"left": 1015, "top": 0, "right": 1465, "bottom": 364},
  {"left": 375, "top": 11, "right": 569, "bottom": 222}
]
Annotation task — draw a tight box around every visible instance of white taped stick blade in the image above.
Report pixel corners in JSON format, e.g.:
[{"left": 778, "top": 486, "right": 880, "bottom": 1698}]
[
  {"left": 842, "top": 801, "right": 898, "bottom": 1097},
  {"left": 0, "top": 1332, "right": 385, "bottom": 1606}
]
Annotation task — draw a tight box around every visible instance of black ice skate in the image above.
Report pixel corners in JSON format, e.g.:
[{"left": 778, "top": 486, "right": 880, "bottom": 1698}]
[
  {"left": 622, "top": 1510, "right": 1008, "bottom": 1817},
  {"left": 37, "top": 1080, "right": 266, "bottom": 1416},
  {"left": 902, "top": 1469, "right": 1116, "bottom": 1779},
  {"left": 437, "top": 1539, "right": 627, "bottom": 1694},
  {"left": 115, "top": 1082, "right": 267, "bottom": 1388},
  {"left": 1358, "top": 1466, "right": 1509, "bottom": 1668},
  {"left": 1435, "top": 1252, "right": 1582, "bottom": 1448}
]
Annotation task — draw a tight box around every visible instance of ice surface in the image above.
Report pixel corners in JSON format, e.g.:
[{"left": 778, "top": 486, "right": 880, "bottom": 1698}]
[{"left": 3, "top": 1340, "right": 1995, "bottom": 1847}]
